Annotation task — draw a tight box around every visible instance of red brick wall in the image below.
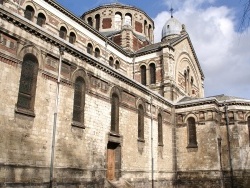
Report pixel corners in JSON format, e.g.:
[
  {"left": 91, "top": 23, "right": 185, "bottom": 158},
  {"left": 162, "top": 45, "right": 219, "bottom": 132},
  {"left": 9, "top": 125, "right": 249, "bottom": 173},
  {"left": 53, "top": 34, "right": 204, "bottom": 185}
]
[
  {"left": 102, "top": 18, "right": 112, "bottom": 29},
  {"left": 135, "top": 21, "right": 142, "bottom": 33}
]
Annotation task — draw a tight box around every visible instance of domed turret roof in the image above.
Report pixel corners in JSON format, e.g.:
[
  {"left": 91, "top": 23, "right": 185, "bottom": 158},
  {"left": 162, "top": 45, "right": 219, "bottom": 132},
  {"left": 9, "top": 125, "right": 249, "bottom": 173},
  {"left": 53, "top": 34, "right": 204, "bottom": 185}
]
[{"left": 162, "top": 16, "right": 182, "bottom": 40}]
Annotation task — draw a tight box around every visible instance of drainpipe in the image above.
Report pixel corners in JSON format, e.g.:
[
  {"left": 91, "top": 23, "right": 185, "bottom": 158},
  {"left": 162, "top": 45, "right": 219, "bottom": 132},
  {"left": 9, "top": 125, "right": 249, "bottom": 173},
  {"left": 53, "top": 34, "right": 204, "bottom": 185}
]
[
  {"left": 150, "top": 96, "right": 154, "bottom": 188},
  {"left": 217, "top": 136, "right": 225, "bottom": 188},
  {"left": 224, "top": 103, "right": 234, "bottom": 188},
  {"left": 50, "top": 46, "right": 64, "bottom": 188}
]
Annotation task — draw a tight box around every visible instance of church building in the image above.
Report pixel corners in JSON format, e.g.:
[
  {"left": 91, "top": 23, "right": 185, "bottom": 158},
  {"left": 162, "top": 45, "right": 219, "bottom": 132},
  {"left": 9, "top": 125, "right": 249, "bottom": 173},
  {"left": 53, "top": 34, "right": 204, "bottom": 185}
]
[{"left": 0, "top": 0, "right": 250, "bottom": 187}]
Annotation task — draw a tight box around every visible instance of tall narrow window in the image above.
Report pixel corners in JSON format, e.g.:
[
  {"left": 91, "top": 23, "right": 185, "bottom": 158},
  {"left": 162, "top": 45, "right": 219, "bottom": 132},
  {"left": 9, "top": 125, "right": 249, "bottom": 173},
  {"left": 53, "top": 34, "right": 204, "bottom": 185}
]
[
  {"left": 87, "top": 17, "right": 93, "bottom": 26},
  {"left": 144, "top": 20, "right": 147, "bottom": 36},
  {"left": 109, "top": 57, "right": 114, "bottom": 67},
  {"left": 248, "top": 117, "right": 250, "bottom": 146},
  {"left": 17, "top": 53, "right": 38, "bottom": 112},
  {"left": 111, "top": 93, "right": 119, "bottom": 133},
  {"left": 138, "top": 104, "right": 144, "bottom": 140},
  {"left": 158, "top": 113, "right": 163, "bottom": 145},
  {"left": 95, "top": 14, "right": 100, "bottom": 31},
  {"left": 124, "top": 13, "right": 132, "bottom": 26},
  {"left": 148, "top": 24, "right": 152, "bottom": 40},
  {"left": 149, "top": 63, "right": 156, "bottom": 84},
  {"left": 115, "top": 60, "right": 120, "bottom": 69},
  {"left": 0, "top": 0, "right": 3, "bottom": 5},
  {"left": 94, "top": 48, "right": 100, "bottom": 58},
  {"left": 59, "top": 26, "right": 67, "bottom": 39},
  {"left": 87, "top": 43, "right": 93, "bottom": 55},
  {"left": 140, "top": 65, "right": 146, "bottom": 85},
  {"left": 24, "top": 6, "right": 35, "bottom": 21},
  {"left": 115, "top": 12, "right": 122, "bottom": 30},
  {"left": 69, "top": 32, "right": 76, "bottom": 44},
  {"left": 184, "top": 70, "right": 187, "bottom": 92},
  {"left": 187, "top": 117, "right": 197, "bottom": 148},
  {"left": 72, "top": 77, "right": 85, "bottom": 125},
  {"left": 37, "top": 13, "right": 46, "bottom": 26}
]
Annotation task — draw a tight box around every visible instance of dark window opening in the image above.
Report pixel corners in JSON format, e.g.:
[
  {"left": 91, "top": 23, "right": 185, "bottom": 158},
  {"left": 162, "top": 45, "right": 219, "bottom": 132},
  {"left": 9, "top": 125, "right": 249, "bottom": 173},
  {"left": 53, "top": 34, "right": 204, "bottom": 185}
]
[
  {"left": 59, "top": 26, "right": 67, "bottom": 39},
  {"left": 17, "top": 53, "right": 38, "bottom": 111},
  {"left": 138, "top": 104, "right": 144, "bottom": 140},
  {"left": 149, "top": 63, "right": 156, "bottom": 84},
  {"left": 87, "top": 17, "right": 93, "bottom": 26},
  {"left": 87, "top": 43, "right": 93, "bottom": 55},
  {"left": 109, "top": 57, "right": 114, "bottom": 67},
  {"left": 140, "top": 65, "right": 146, "bottom": 85},
  {"left": 111, "top": 93, "right": 119, "bottom": 133},
  {"left": 187, "top": 117, "right": 197, "bottom": 148},
  {"left": 73, "top": 77, "right": 85, "bottom": 124},
  {"left": 115, "top": 60, "right": 120, "bottom": 69},
  {"left": 95, "top": 14, "right": 100, "bottom": 31},
  {"left": 158, "top": 113, "right": 163, "bottom": 145},
  {"left": 94, "top": 48, "right": 100, "bottom": 58},
  {"left": 69, "top": 32, "right": 76, "bottom": 44},
  {"left": 0, "top": 0, "right": 3, "bottom": 5},
  {"left": 24, "top": 6, "right": 35, "bottom": 21},
  {"left": 37, "top": 13, "right": 46, "bottom": 26}
]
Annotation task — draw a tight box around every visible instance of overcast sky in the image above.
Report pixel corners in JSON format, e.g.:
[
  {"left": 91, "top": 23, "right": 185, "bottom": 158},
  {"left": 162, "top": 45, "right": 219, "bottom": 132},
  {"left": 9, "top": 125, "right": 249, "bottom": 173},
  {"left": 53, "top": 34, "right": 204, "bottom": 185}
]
[{"left": 57, "top": 0, "right": 250, "bottom": 99}]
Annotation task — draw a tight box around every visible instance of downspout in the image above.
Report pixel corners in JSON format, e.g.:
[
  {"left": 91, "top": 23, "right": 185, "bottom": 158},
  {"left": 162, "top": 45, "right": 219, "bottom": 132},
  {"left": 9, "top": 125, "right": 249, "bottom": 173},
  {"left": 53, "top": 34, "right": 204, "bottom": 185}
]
[
  {"left": 150, "top": 96, "right": 154, "bottom": 188},
  {"left": 217, "top": 136, "right": 224, "bottom": 188},
  {"left": 50, "top": 46, "right": 64, "bottom": 187},
  {"left": 224, "top": 103, "right": 234, "bottom": 188}
]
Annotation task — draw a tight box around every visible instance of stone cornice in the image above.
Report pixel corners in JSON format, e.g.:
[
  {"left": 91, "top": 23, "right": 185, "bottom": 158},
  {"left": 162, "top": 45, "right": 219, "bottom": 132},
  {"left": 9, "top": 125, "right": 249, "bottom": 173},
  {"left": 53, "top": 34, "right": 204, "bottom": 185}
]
[{"left": 0, "top": 6, "right": 173, "bottom": 107}]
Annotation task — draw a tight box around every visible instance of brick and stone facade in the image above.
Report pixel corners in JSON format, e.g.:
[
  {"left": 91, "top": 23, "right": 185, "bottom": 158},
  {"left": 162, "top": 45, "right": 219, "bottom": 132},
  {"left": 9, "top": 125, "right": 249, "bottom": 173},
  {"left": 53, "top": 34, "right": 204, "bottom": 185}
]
[{"left": 0, "top": 0, "right": 250, "bottom": 187}]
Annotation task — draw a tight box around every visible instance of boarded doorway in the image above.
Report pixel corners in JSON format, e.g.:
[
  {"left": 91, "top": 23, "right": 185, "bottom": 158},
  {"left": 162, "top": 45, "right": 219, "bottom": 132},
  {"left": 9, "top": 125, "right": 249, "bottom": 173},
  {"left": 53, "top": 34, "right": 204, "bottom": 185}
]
[{"left": 107, "top": 142, "right": 121, "bottom": 180}]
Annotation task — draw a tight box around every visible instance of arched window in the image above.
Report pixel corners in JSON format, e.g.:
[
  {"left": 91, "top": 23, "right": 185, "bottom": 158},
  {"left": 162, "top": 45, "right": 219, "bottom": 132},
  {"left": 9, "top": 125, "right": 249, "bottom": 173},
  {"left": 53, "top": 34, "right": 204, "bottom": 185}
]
[
  {"left": 37, "top": 13, "right": 46, "bottom": 26},
  {"left": 59, "top": 26, "right": 67, "bottom": 39},
  {"left": 111, "top": 93, "right": 119, "bottom": 133},
  {"left": 69, "top": 32, "right": 76, "bottom": 44},
  {"left": 149, "top": 63, "right": 156, "bottom": 84},
  {"left": 124, "top": 13, "right": 132, "bottom": 26},
  {"left": 158, "top": 113, "right": 163, "bottom": 145},
  {"left": 87, "top": 43, "right": 93, "bottom": 55},
  {"left": 94, "top": 48, "right": 100, "bottom": 58},
  {"left": 72, "top": 77, "right": 85, "bottom": 125},
  {"left": 184, "top": 70, "right": 187, "bottom": 92},
  {"left": 87, "top": 17, "right": 93, "bottom": 26},
  {"left": 115, "top": 12, "right": 122, "bottom": 30},
  {"left": 138, "top": 104, "right": 144, "bottom": 140},
  {"left": 109, "top": 57, "right": 114, "bottom": 67},
  {"left": 248, "top": 116, "right": 250, "bottom": 146},
  {"left": 115, "top": 60, "right": 120, "bottom": 69},
  {"left": 17, "top": 53, "right": 38, "bottom": 112},
  {"left": 24, "top": 5, "right": 35, "bottom": 21},
  {"left": 144, "top": 20, "right": 147, "bottom": 36},
  {"left": 140, "top": 65, "right": 146, "bottom": 85},
  {"left": 148, "top": 24, "right": 152, "bottom": 40},
  {"left": 187, "top": 117, "right": 197, "bottom": 148},
  {"left": 95, "top": 14, "right": 100, "bottom": 31}
]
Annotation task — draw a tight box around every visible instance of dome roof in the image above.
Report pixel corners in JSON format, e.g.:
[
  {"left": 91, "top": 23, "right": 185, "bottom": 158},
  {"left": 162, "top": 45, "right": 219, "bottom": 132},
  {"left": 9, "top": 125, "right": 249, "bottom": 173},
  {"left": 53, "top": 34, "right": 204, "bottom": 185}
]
[{"left": 162, "top": 16, "right": 182, "bottom": 40}]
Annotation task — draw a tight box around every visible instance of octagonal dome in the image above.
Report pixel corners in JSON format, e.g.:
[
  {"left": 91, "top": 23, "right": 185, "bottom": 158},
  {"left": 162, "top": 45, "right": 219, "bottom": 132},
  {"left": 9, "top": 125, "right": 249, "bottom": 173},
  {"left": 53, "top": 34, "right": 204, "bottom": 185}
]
[{"left": 162, "top": 16, "right": 182, "bottom": 40}]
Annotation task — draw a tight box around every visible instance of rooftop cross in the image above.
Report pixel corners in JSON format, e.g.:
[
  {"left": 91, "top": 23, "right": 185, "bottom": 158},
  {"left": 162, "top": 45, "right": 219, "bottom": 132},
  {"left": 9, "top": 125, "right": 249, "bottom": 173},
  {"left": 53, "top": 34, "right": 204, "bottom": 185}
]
[{"left": 170, "top": 7, "right": 174, "bottom": 18}]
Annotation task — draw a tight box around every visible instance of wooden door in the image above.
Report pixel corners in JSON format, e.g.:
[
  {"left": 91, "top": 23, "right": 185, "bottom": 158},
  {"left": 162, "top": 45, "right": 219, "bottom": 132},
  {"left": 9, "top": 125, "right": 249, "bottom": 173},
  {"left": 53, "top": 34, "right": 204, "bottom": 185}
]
[{"left": 107, "top": 149, "right": 115, "bottom": 180}]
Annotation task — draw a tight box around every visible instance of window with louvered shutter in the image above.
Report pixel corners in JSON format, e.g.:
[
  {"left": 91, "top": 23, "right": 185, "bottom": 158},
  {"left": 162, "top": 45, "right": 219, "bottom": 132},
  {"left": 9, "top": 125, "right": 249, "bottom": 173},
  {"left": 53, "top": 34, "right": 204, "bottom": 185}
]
[
  {"left": 187, "top": 117, "right": 197, "bottom": 148},
  {"left": 24, "top": 6, "right": 34, "bottom": 21},
  {"left": 17, "top": 54, "right": 38, "bottom": 111},
  {"left": 37, "top": 13, "right": 46, "bottom": 26},
  {"left": 73, "top": 77, "right": 85, "bottom": 123}
]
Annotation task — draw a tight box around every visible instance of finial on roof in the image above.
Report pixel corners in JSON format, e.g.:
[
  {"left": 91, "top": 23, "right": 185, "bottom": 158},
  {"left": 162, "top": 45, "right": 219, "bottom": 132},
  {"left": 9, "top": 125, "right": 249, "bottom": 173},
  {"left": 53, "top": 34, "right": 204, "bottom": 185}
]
[{"left": 170, "top": 7, "right": 174, "bottom": 18}]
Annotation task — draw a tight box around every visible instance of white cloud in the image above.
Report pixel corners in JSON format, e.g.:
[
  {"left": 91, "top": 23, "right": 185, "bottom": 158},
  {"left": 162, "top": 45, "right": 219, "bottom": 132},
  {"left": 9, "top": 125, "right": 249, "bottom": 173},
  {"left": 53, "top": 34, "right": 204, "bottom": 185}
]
[{"left": 154, "top": 1, "right": 250, "bottom": 99}]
